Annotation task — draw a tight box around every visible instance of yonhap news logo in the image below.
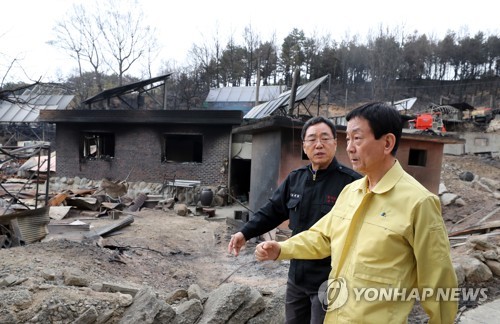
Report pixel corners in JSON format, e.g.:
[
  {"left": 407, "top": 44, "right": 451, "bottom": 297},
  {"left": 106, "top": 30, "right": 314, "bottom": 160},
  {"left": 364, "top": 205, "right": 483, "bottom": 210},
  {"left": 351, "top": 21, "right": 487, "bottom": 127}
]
[
  {"left": 318, "top": 278, "right": 349, "bottom": 311},
  {"left": 318, "top": 278, "right": 488, "bottom": 312},
  {"left": 351, "top": 287, "right": 488, "bottom": 303}
]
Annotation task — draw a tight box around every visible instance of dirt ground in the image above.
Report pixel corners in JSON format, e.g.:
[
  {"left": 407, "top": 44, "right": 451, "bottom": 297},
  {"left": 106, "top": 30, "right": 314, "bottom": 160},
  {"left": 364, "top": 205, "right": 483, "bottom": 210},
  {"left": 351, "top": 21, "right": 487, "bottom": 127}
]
[{"left": 0, "top": 153, "right": 499, "bottom": 323}]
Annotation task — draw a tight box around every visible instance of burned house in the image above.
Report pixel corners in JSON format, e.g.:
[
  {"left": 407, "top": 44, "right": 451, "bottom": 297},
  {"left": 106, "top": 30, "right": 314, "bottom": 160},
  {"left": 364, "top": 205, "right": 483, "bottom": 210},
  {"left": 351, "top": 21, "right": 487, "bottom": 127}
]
[
  {"left": 38, "top": 75, "right": 242, "bottom": 191},
  {"left": 38, "top": 109, "right": 242, "bottom": 188}
]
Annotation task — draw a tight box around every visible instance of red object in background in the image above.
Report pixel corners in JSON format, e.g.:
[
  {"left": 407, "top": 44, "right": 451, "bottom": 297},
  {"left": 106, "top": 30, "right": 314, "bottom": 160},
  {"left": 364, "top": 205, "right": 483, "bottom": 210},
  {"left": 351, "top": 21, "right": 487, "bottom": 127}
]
[{"left": 415, "top": 113, "right": 433, "bottom": 130}]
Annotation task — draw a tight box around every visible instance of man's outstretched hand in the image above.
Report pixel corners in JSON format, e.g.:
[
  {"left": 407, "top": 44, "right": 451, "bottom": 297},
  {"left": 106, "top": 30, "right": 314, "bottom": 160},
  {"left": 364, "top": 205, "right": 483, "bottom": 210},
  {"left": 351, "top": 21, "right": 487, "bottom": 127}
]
[
  {"left": 255, "top": 241, "right": 280, "bottom": 261},
  {"left": 228, "top": 232, "right": 246, "bottom": 256}
]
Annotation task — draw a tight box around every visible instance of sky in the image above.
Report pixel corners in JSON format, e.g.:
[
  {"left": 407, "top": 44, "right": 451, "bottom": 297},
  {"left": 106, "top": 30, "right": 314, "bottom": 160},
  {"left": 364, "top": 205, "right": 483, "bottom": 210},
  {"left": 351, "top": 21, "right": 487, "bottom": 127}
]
[{"left": 1, "top": 0, "right": 499, "bottom": 84}]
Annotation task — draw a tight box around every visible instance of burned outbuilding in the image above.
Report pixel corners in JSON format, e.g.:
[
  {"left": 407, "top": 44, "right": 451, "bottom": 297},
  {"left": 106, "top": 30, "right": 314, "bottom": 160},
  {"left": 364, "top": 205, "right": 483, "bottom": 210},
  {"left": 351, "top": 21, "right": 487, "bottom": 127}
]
[{"left": 232, "top": 115, "right": 464, "bottom": 220}]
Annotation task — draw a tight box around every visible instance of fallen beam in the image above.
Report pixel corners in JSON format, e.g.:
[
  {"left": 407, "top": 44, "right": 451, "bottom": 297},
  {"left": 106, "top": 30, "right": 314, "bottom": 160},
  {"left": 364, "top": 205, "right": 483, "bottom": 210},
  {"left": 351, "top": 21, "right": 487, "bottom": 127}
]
[{"left": 85, "top": 215, "right": 134, "bottom": 238}]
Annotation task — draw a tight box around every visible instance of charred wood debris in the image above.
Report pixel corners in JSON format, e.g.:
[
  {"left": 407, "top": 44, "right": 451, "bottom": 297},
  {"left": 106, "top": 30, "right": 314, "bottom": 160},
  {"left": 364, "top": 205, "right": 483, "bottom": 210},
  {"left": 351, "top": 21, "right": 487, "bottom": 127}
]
[{"left": 0, "top": 143, "right": 144, "bottom": 249}]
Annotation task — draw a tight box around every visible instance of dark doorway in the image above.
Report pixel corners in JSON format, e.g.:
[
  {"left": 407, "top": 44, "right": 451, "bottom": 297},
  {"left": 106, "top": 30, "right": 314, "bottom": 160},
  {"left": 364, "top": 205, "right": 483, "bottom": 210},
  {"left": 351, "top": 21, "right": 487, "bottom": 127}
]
[{"left": 230, "top": 158, "right": 251, "bottom": 203}]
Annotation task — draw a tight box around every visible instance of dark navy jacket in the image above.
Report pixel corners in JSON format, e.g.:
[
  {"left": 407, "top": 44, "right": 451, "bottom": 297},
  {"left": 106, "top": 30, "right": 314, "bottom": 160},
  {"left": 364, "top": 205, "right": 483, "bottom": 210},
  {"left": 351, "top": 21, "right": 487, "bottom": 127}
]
[{"left": 241, "top": 158, "right": 361, "bottom": 291}]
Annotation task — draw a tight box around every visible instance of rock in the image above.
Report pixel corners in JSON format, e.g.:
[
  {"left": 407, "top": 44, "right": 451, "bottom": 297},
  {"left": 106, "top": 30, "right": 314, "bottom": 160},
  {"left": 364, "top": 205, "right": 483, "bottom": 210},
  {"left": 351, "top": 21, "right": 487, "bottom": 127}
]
[
  {"left": 439, "top": 183, "right": 448, "bottom": 195},
  {"left": 173, "top": 299, "right": 203, "bottom": 324},
  {"left": 453, "top": 262, "right": 466, "bottom": 286},
  {"left": 460, "top": 256, "right": 493, "bottom": 283},
  {"left": 483, "top": 250, "right": 499, "bottom": 261},
  {"left": 73, "top": 306, "right": 98, "bottom": 324},
  {"left": 42, "top": 269, "right": 56, "bottom": 281},
  {"left": 227, "top": 287, "right": 266, "bottom": 324},
  {"left": 188, "top": 284, "right": 208, "bottom": 303},
  {"left": 0, "top": 274, "right": 18, "bottom": 287},
  {"left": 441, "top": 193, "right": 458, "bottom": 206},
  {"left": 99, "top": 282, "right": 140, "bottom": 296},
  {"left": 479, "top": 177, "right": 500, "bottom": 191},
  {"left": 471, "top": 180, "right": 493, "bottom": 193},
  {"left": 454, "top": 198, "right": 466, "bottom": 206},
  {"left": 485, "top": 260, "right": 500, "bottom": 276},
  {"left": 197, "top": 283, "right": 250, "bottom": 324},
  {"left": 119, "top": 287, "right": 176, "bottom": 324},
  {"left": 470, "top": 251, "right": 486, "bottom": 262},
  {"left": 247, "top": 285, "right": 286, "bottom": 324},
  {"left": 165, "top": 288, "right": 188, "bottom": 304},
  {"left": 63, "top": 268, "right": 89, "bottom": 287},
  {"left": 459, "top": 171, "right": 474, "bottom": 181},
  {"left": 117, "top": 292, "right": 134, "bottom": 307},
  {"left": 174, "top": 204, "right": 189, "bottom": 216},
  {"left": 467, "top": 235, "right": 497, "bottom": 251}
]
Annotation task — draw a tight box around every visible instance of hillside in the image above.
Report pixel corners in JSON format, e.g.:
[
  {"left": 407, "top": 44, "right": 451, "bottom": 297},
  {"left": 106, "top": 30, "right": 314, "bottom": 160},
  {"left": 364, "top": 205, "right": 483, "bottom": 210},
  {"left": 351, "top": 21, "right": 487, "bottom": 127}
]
[{"left": 327, "top": 78, "right": 499, "bottom": 112}]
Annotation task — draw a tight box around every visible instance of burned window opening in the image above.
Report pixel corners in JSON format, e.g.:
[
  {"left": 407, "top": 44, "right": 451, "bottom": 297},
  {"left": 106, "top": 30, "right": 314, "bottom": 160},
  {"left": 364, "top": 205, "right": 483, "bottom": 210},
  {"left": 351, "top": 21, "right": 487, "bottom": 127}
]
[
  {"left": 81, "top": 132, "right": 115, "bottom": 161},
  {"left": 408, "top": 148, "right": 427, "bottom": 167},
  {"left": 162, "top": 134, "right": 203, "bottom": 163}
]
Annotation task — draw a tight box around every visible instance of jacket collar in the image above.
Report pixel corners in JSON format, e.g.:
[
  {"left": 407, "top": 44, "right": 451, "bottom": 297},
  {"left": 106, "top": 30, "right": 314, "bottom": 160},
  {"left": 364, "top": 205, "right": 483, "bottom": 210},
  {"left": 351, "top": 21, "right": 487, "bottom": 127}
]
[
  {"left": 351, "top": 160, "right": 404, "bottom": 194},
  {"left": 308, "top": 157, "right": 340, "bottom": 179}
]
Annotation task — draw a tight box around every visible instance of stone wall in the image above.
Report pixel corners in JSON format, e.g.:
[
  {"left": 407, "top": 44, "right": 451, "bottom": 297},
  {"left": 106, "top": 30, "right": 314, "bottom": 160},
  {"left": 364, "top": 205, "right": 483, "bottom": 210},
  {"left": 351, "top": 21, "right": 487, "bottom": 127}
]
[{"left": 49, "top": 176, "right": 226, "bottom": 207}]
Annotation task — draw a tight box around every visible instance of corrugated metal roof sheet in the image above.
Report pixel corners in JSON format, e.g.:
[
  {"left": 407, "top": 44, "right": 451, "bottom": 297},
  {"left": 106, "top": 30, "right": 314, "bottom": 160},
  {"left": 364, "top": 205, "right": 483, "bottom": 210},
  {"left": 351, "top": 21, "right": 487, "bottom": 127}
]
[
  {"left": 244, "top": 75, "right": 329, "bottom": 119},
  {"left": 82, "top": 74, "right": 172, "bottom": 105},
  {"left": 13, "top": 207, "right": 50, "bottom": 244},
  {"left": 0, "top": 95, "right": 74, "bottom": 123},
  {"left": 20, "top": 152, "right": 56, "bottom": 172},
  {"left": 205, "top": 86, "right": 282, "bottom": 103}
]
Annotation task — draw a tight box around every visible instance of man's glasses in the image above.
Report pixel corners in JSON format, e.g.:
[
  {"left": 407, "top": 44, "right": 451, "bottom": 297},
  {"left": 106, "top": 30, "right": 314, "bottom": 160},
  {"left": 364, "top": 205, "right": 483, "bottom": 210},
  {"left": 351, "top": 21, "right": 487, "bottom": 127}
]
[{"left": 303, "top": 137, "right": 335, "bottom": 145}]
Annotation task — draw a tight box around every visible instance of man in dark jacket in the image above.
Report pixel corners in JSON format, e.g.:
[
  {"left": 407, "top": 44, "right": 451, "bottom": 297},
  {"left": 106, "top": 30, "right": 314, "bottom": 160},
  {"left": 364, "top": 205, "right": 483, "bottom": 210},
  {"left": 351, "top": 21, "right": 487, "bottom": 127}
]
[{"left": 228, "top": 116, "right": 361, "bottom": 324}]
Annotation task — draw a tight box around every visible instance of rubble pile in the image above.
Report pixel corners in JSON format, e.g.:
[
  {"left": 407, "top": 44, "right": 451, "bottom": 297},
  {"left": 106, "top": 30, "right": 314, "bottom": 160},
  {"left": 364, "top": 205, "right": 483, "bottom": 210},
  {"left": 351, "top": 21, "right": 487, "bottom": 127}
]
[
  {"left": 453, "top": 235, "right": 500, "bottom": 285},
  {"left": 0, "top": 264, "right": 285, "bottom": 324},
  {"left": 49, "top": 176, "right": 229, "bottom": 208}
]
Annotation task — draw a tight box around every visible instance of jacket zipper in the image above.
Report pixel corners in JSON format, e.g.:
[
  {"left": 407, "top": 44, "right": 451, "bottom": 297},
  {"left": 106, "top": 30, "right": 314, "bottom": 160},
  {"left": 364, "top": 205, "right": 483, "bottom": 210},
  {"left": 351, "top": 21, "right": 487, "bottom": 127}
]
[{"left": 310, "top": 166, "right": 317, "bottom": 181}]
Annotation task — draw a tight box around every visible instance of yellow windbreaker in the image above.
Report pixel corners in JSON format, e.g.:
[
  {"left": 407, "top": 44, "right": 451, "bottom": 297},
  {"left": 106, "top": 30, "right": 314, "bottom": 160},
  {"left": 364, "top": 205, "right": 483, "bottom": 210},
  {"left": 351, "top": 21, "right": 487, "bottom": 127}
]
[{"left": 278, "top": 161, "right": 458, "bottom": 323}]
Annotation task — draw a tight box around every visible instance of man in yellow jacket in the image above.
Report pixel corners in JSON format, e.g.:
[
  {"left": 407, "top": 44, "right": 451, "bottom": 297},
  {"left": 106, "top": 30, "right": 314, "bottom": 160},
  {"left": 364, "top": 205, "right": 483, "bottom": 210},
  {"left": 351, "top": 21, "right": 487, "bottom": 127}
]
[{"left": 255, "top": 102, "right": 458, "bottom": 323}]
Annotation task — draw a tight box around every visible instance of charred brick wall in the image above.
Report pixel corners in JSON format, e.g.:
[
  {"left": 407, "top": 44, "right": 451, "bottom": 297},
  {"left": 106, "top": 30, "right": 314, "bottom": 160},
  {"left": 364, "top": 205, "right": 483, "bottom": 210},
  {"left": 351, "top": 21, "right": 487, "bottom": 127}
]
[{"left": 54, "top": 123, "right": 232, "bottom": 187}]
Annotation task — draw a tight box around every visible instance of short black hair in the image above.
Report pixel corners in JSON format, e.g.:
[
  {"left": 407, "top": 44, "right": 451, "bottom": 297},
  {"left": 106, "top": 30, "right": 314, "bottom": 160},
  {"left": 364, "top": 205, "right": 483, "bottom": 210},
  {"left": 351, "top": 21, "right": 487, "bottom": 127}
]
[
  {"left": 346, "top": 102, "right": 403, "bottom": 156},
  {"left": 301, "top": 116, "right": 337, "bottom": 140}
]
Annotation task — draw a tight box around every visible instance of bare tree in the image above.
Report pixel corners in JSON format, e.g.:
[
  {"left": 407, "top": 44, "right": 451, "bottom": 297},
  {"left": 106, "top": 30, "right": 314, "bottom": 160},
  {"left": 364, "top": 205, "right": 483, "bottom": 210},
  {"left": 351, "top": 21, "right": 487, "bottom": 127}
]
[
  {"left": 51, "top": 2, "right": 105, "bottom": 101},
  {"left": 50, "top": 0, "right": 159, "bottom": 95},
  {"left": 187, "top": 25, "right": 224, "bottom": 90},
  {"left": 243, "top": 24, "right": 261, "bottom": 86},
  {"left": 97, "top": 0, "right": 158, "bottom": 85}
]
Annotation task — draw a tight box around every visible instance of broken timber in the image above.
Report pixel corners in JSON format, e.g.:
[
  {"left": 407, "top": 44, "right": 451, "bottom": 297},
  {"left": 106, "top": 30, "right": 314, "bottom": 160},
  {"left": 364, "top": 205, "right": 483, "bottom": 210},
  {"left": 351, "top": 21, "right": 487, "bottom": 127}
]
[
  {"left": 66, "top": 197, "right": 100, "bottom": 211},
  {"left": 448, "top": 220, "right": 500, "bottom": 237},
  {"left": 85, "top": 215, "right": 134, "bottom": 238}
]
